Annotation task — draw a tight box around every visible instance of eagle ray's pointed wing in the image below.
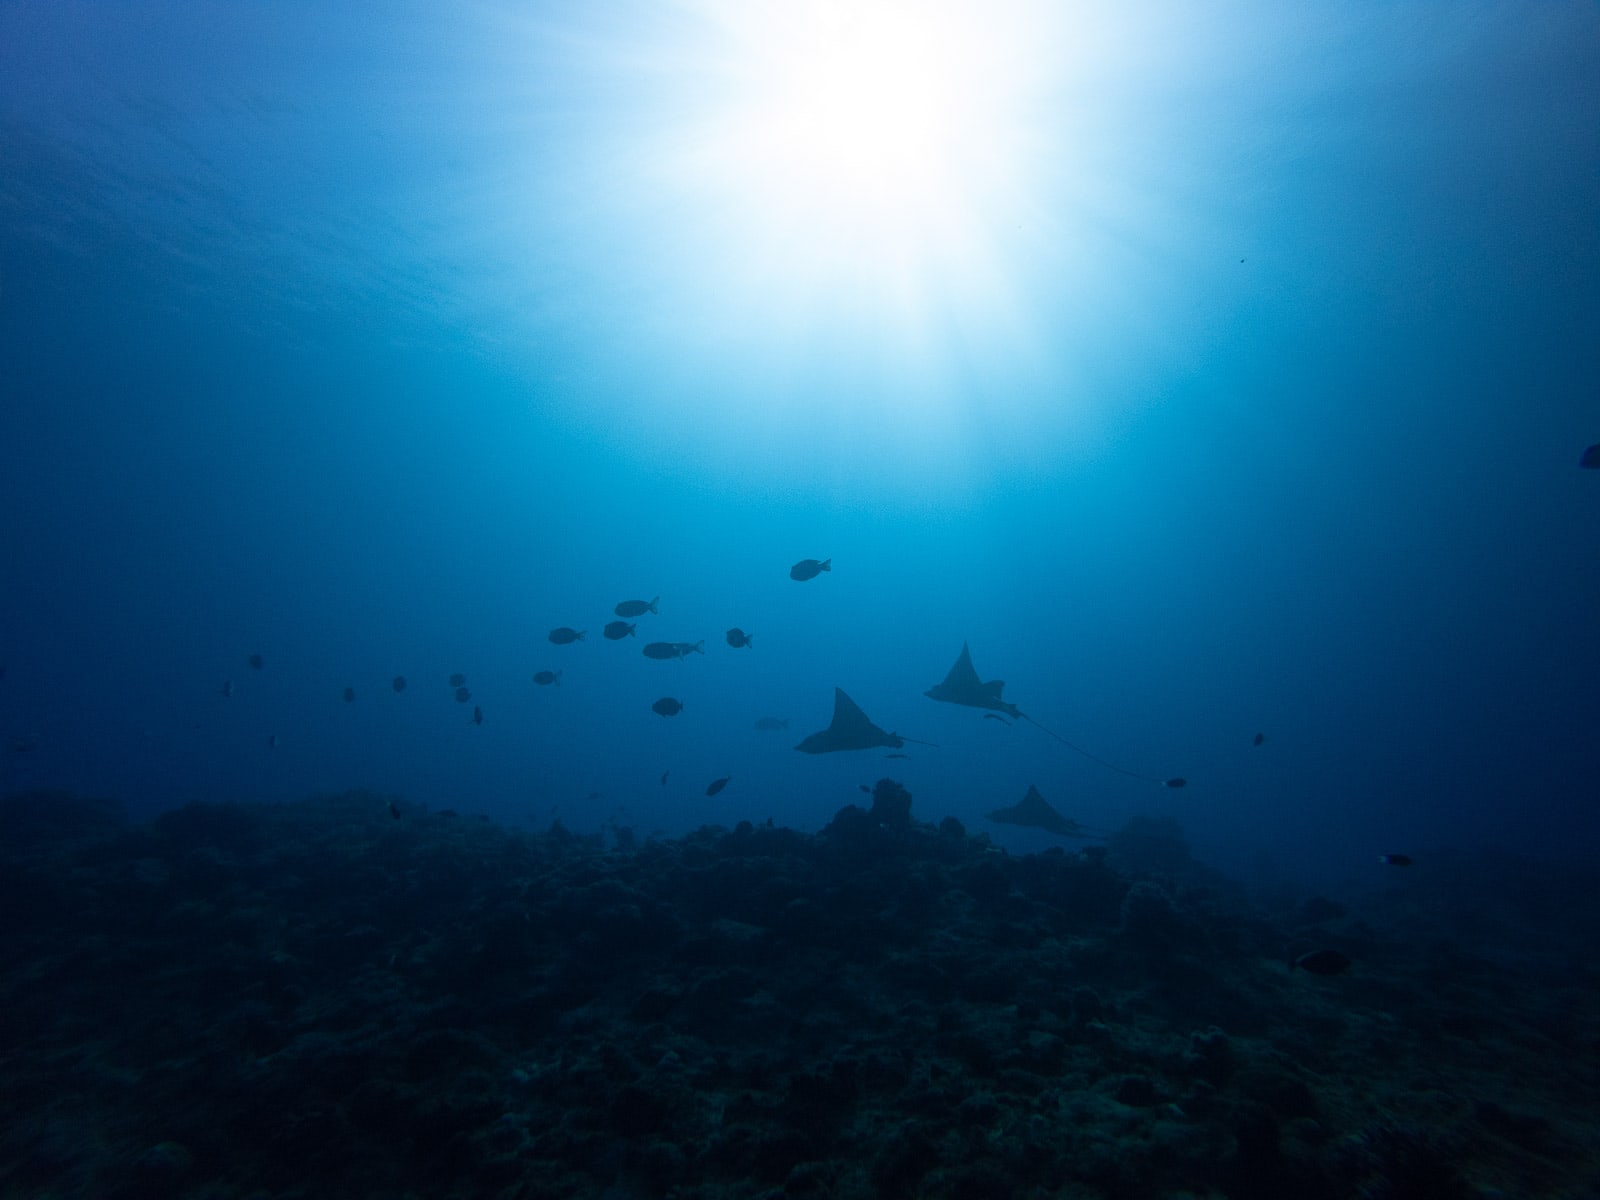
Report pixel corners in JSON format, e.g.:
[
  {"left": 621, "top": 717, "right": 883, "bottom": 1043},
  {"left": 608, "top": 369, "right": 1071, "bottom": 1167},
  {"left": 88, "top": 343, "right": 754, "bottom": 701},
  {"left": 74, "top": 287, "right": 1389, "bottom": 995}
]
[
  {"left": 795, "top": 688, "right": 905, "bottom": 753},
  {"left": 986, "top": 785, "right": 1100, "bottom": 838},
  {"left": 925, "top": 642, "right": 1023, "bottom": 718}
]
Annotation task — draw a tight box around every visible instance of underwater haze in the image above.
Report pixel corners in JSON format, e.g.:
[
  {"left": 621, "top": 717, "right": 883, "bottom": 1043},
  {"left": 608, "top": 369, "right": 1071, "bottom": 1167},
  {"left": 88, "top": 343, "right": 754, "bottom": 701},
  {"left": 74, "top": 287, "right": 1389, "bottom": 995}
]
[{"left": 2, "top": 0, "right": 1599, "bottom": 888}]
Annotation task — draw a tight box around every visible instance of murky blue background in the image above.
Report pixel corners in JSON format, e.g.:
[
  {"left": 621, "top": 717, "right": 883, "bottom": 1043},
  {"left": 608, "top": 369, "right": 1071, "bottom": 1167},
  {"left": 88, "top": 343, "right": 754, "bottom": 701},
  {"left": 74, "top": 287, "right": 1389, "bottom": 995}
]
[{"left": 3, "top": 2, "right": 1597, "bottom": 890}]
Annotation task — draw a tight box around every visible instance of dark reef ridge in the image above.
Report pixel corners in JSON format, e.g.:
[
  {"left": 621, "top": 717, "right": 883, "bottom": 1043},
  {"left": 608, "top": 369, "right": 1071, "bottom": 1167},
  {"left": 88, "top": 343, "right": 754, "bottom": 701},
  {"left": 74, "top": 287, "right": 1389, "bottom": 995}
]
[{"left": 1, "top": 785, "right": 1596, "bottom": 1199}]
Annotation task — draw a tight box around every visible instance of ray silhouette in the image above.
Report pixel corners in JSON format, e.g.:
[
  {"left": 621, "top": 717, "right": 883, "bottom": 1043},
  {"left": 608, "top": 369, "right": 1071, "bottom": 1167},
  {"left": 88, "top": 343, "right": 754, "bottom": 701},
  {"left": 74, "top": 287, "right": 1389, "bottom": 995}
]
[
  {"left": 795, "top": 688, "right": 936, "bottom": 754},
  {"left": 986, "top": 784, "right": 1106, "bottom": 838},
  {"left": 925, "top": 642, "right": 1184, "bottom": 788}
]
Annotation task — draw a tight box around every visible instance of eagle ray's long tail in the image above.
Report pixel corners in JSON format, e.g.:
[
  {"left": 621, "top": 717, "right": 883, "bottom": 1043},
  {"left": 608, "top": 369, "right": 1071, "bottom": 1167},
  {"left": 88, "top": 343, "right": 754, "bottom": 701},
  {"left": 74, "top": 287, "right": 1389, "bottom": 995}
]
[{"left": 1019, "top": 712, "right": 1181, "bottom": 788}]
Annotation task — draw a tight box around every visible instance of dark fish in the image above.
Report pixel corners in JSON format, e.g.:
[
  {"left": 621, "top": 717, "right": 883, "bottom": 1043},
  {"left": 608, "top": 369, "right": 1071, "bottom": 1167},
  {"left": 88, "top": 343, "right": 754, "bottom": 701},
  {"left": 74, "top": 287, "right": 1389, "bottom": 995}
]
[
  {"left": 859, "top": 784, "right": 871, "bottom": 794},
  {"left": 884, "top": 753, "right": 910, "bottom": 759},
  {"left": 982, "top": 713, "right": 1010, "bottom": 724},
  {"left": 789, "top": 557, "right": 831, "bottom": 581},
  {"left": 267, "top": 734, "right": 279, "bottom": 748},
  {"left": 221, "top": 680, "right": 234, "bottom": 699},
  {"left": 533, "top": 669, "right": 561, "bottom": 686},
  {"left": 1580, "top": 443, "right": 1600, "bottom": 469},
  {"left": 388, "top": 800, "right": 401, "bottom": 819},
  {"left": 548, "top": 627, "right": 585, "bottom": 644},
  {"left": 643, "top": 640, "right": 705, "bottom": 660},
  {"left": 615, "top": 597, "right": 659, "bottom": 618},
  {"left": 1292, "top": 949, "right": 1352, "bottom": 976},
  {"left": 472, "top": 705, "right": 483, "bottom": 725},
  {"left": 343, "top": 687, "right": 355, "bottom": 703},
  {"left": 705, "top": 776, "right": 732, "bottom": 796},
  {"left": 449, "top": 673, "right": 467, "bottom": 688},
  {"left": 248, "top": 653, "right": 264, "bottom": 670},
  {"left": 8, "top": 735, "right": 39, "bottom": 754},
  {"left": 604, "top": 621, "right": 637, "bottom": 640},
  {"left": 1253, "top": 732, "right": 1265, "bottom": 746},
  {"left": 1378, "top": 854, "right": 1414, "bottom": 867},
  {"left": 651, "top": 697, "right": 683, "bottom": 717},
  {"left": 454, "top": 686, "right": 472, "bottom": 703},
  {"left": 726, "top": 628, "right": 753, "bottom": 648},
  {"left": 392, "top": 675, "right": 407, "bottom": 692},
  {"left": 754, "top": 717, "right": 789, "bottom": 731},
  {"left": 1164, "top": 778, "right": 1187, "bottom": 788},
  {"left": 660, "top": 771, "right": 669, "bottom": 786}
]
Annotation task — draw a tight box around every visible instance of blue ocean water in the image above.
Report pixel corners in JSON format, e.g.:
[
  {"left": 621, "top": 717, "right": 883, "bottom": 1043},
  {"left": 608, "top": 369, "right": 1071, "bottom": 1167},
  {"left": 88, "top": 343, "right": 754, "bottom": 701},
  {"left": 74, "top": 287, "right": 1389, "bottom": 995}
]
[{"left": 2, "top": 0, "right": 1597, "bottom": 894}]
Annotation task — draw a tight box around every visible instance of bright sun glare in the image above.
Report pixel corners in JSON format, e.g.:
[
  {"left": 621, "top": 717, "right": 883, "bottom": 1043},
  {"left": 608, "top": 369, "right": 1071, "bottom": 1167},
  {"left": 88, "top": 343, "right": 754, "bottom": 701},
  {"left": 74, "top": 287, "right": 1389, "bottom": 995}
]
[
  {"left": 761, "top": 9, "right": 963, "bottom": 219},
  {"left": 663, "top": 1, "right": 1049, "bottom": 332},
  {"left": 494, "top": 1, "right": 1139, "bottom": 475}
]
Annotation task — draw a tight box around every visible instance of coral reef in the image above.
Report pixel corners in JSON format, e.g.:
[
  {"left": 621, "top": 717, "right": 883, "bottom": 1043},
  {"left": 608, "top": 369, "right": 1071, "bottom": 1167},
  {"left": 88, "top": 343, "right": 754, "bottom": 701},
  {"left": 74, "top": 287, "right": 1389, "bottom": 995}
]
[{"left": 0, "top": 786, "right": 1595, "bottom": 1198}]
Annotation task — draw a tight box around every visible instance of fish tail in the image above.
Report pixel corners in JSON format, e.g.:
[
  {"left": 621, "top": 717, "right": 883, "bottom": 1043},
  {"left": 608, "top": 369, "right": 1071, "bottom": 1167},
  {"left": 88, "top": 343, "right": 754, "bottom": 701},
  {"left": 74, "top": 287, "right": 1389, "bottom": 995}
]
[
  {"left": 820, "top": 559, "right": 831, "bottom": 571},
  {"left": 648, "top": 597, "right": 659, "bottom": 613}
]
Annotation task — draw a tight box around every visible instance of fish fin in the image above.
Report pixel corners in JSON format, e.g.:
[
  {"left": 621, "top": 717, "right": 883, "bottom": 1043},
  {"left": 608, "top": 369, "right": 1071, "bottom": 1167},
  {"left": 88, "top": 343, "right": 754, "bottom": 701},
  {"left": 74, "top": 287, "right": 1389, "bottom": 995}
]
[{"left": 820, "top": 559, "right": 831, "bottom": 571}]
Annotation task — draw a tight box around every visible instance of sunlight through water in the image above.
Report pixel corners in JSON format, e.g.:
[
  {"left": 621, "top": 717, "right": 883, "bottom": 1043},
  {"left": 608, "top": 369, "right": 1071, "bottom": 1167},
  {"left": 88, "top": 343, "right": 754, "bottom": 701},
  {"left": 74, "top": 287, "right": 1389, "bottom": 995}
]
[
  {"left": 677, "top": 2, "right": 1035, "bottom": 312},
  {"left": 465, "top": 1, "right": 1236, "bottom": 489}
]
